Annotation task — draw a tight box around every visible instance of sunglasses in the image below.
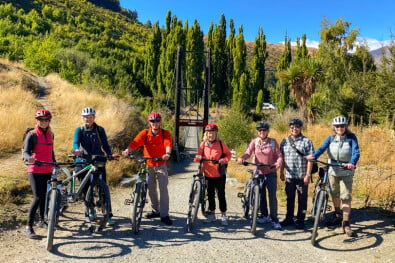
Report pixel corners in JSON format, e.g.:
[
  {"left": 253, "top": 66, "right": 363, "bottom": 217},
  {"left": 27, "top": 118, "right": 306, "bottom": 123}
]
[
  {"left": 290, "top": 125, "right": 301, "bottom": 129},
  {"left": 334, "top": 125, "right": 346, "bottom": 128},
  {"left": 150, "top": 120, "right": 161, "bottom": 123},
  {"left": 257, "top": 129, "right": 268, "bottom": 132},
  {"left": 37, "top": 118, "right": 50, "bottom": 122}
]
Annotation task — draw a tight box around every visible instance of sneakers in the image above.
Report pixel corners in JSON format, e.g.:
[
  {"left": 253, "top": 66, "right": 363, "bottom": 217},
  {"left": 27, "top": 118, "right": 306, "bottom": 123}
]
[
  {"left": 160, "top": 216, "right": 173, "bottom": 226},
  {"left": 280, "top": 218, "right": 295, "bottom": 227},
  {"left": 36, "top": 219, "right": 47, "bottom": 229},
  {"left": 145, "top": 211, "right": 160, "bottom": 219},
  {"left": 204, "top": 213, "right": 216, "bottom": 223},
  {"left": 106, "top": 218, "right": 114, "bottom": 226},
  {"left": 257, "top": 216, "right": 271, "bottom": 224},
  {"left": 221, "top": 214, "right": 228, "bottom": 226},
  {"left": 272, "top": 221, "right": 282, "bottom": 230},
  {"left": 89, "top": 211, "right": 96, "bottom": 221},
  {"left": 295, "top": 220, "right": 305, "bottom": 230},
  {"left": 25, "top": 226, "right": 38, "bottom": 239}
]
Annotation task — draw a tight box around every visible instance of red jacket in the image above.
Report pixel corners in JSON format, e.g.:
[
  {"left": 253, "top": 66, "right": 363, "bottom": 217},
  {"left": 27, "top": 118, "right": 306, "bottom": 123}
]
[
  {"left": 128, "top": 128, "right": 172, "bottom": 167},
  {"left": 197, "top": 140, "right": 231, "bottom": 178}
]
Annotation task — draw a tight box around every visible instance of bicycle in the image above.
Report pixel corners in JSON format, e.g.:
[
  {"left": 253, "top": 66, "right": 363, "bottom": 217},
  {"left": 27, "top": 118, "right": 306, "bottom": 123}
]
[
  {"left": 124, "top": 155, "right": 162, "bottom": 234},
  {"left": 237, "top": 161, "right": 275, "bottom": 235},
  {"left": 186, "top": 158, "right": 215, "bottom": 233},
  {"left": 310, "top": 159, "right": 348, "bottom": 245},
  {"left": 38, "top": 155, "right": 113, "bottom": 251}
]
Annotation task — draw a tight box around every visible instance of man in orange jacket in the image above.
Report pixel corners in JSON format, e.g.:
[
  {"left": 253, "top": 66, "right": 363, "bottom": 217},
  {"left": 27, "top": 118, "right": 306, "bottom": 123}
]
[{"left": 122, "top": 112, "right": 173, "bottom": 225}]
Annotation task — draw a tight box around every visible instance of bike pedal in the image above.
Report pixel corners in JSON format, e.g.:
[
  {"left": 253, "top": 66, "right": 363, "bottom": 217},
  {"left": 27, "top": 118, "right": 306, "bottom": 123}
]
[{"left": 124, "top": 199, "right": 133, "bottom": 205}]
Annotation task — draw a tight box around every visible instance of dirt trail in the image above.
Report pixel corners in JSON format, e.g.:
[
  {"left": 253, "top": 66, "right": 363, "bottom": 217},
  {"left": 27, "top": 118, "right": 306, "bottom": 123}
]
[{"left": 0, "top": 158, "right": 394, "bottom": 262}]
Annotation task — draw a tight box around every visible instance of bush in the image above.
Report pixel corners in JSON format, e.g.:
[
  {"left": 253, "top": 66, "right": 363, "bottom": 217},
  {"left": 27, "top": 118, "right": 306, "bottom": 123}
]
[{"left": 217, "top": 110, "right": 253, "bottom": 150}]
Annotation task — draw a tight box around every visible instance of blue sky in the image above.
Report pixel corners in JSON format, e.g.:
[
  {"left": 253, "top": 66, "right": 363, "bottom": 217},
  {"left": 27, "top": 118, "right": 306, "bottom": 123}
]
[{"left": 119, "top": 0, "right": 394, "bottom": 50}]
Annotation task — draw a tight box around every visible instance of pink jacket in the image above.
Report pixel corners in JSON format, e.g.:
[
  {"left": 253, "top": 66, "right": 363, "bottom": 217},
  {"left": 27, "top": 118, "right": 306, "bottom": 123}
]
[{"left": 241, "top": 137, "right": 283, "bottom": 174}]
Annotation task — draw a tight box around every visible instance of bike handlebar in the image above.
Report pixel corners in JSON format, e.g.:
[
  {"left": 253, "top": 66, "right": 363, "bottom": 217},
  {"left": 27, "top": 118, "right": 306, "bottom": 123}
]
[
  {"left": 126, "top": 154, "right": 163, "bottom": 162},
  {"left": 241, "top": 161, "right": 276, "bottom": 169},
  {"left": 309, "top": 159, "right": 352, "bottom": 169},
  {"left": 34, "top": 160, "right": 75, "bottom": 167}
]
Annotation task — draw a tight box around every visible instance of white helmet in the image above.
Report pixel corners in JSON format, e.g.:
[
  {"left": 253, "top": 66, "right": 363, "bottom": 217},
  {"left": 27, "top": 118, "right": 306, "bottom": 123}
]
[
  {"left": 81, "top": 107, "right": 96, "bottom": 116},
  {"left": 332, "top": 116, "right": 348, "bottom": 125}
]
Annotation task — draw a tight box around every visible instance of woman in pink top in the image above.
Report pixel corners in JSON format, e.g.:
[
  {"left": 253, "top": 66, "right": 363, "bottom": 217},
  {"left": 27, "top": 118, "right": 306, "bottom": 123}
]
[
  {"left": 194, "top": 123, "right": 232, "bottom": 226},
  {"left": 237, "top": 122, "right": 283, "bottom": 230}
]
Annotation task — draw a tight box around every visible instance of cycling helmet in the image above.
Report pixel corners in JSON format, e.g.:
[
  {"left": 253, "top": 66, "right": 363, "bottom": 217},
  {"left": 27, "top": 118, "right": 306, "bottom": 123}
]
[
  {"left": 288, "top": 118, "right": 303, "bottom": 127},
  {"left": 205, "top": 123, "right": 218, "bottom": 132},
  {"left": 148, "top": 112, "right": 162, "bottom": 122},
  {"left": 256, "top": 122, "right": 270, "bottom": 130},
  {"left": 332, "top": 116, "right": 348, "bottom": 125},
  {"left": 35, "top": 109, "right": 52, "bottom": 119},
  {"left": 81, "top": 107, "right": 96, "bottom": 116}
]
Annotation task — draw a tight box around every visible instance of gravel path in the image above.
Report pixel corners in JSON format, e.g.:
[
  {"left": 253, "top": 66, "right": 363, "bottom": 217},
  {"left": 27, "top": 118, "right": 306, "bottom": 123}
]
[{"left": 0, "top": 157, "right": 394, "bottom": 262}]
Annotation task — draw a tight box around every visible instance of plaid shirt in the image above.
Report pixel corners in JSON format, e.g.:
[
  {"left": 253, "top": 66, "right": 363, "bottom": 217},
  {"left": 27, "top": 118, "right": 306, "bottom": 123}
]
[{"left": 280, "top": 134, "right": 314, "bottom": 179}]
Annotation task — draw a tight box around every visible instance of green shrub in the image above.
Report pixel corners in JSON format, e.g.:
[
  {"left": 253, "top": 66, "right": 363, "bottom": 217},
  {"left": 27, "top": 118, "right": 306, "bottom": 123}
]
[{"left": 217, "top": 110, "right": 253, "bottom": 150}]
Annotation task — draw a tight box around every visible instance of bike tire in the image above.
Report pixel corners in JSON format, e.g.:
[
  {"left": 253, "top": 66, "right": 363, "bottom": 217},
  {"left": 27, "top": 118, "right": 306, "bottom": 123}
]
[
  {"left": 311, "top": 190, "right": 326, "bottom": 245},
  {"left": 242, "top": 180, "right": 251, "bottom": 219},
  {"left": 58, "top": 167, "right": 71, "bottom": 215},
  {"left": 131, "top": 182, "right": 145, "bottom": 234},
  {"left": 200, "top": 179, "right": 208, "bottom": 218},
  {"left": 46, "top": 189, "right": 58, "bottom": 252},
  {"left": 85, "top": 179, "right": 111, "bottom": 232},
  {"left": 187, "top": 180, "right": 201, "bottom": 232},
  {"left": 250, "top": 184, "right": 259, "bottom": 235}
]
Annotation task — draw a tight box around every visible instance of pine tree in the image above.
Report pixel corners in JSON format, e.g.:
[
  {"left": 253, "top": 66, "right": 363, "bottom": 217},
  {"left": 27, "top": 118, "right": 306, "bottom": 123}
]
[
  {"left": 251, "top": 27, "right": 268, "bottom": 109},
  {"left": 144, "top": 22, "right": 161, "bottom": 96}
]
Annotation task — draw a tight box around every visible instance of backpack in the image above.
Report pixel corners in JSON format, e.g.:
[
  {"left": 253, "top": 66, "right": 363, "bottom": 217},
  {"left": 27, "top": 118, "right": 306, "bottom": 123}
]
[{"left": 21, "top": 128, "right": 36, "bottom": 160}]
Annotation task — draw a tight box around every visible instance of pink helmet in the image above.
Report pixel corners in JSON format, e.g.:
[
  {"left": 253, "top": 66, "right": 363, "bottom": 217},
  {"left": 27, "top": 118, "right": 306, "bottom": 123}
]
[
  {"left": 205, "top": 123, "right": 218, "bottom": 131},
  {"left": 148, "top": 112, "right": 162, "bottom": 122},
  {"left": 35, "top": 109, "right": 52, "bottom": 119}
]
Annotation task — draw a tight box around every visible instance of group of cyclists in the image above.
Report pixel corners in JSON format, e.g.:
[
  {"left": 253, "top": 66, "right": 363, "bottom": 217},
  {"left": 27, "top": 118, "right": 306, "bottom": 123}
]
[{"left": 23, "top": 107, "right": 360, "bottom": 239}]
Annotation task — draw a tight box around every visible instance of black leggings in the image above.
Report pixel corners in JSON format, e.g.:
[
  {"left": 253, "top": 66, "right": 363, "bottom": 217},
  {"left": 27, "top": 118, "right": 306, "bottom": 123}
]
[
  {"left": 27, "top": 173, "right": 51, "bottom": 227},
  {"left": 206, "top": 176, "right": 227, "bottom": 213}
]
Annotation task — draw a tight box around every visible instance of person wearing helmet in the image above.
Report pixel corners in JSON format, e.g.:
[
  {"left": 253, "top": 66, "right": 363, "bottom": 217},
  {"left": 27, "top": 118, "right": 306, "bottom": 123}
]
[
  {"left": 306, "top": 116, "right": 360, "bottom": 237},
  {"left": 122, "top": 112, "right": 173, "bottom": 226},
  {"left": 279, "top": 118, "right": 314, "bottom": 229},
  {"left": 237, "top": 122, "right": 283, "bottom": 230},
  {"left": 194, "top": 123, "right": 232, "bottom": 226},
  {"left": 23, "top": 109, "right": 55, "bottom": 239},
  {"left": 72, "top": 107, "right": 118, "bottom": 226}
]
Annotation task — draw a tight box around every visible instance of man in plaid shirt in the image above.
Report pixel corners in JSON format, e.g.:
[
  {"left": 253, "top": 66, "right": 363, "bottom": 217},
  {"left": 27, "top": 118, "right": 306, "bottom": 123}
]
[{"left": 279, "top": 118, "right": 314, "bottom": 229}]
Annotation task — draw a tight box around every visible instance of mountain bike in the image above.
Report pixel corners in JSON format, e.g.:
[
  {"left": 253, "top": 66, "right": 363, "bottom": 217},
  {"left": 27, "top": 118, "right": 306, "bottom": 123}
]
[
  {"left": 38, "top": 155, "right": 112, "bottom": 251},
  {"left": 310, "top": 159, "right": 348, "bottom": 245},
  {"left": 186, "top": 159, "right": 215, "bottom": 233},
  {"left": 237, "top": 161, "right": 275, "bottom": 235},
  {"left": 124, "top": 155, "right": 162, "bottom": 234}
]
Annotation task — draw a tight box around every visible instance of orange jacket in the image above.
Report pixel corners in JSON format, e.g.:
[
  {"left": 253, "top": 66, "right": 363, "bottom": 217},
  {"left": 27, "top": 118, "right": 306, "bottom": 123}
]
[
  {"left": 197, "top": 140, "right": 231, "bottom": 178},
  {"left": 128, "top": 128, "right": 172, "bottom": 167}
]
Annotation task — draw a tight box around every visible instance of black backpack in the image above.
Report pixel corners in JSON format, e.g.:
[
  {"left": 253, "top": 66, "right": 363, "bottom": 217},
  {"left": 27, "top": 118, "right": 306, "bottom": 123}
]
[{"left": 21, "top": 128, "right": 36, "bottom": 160}]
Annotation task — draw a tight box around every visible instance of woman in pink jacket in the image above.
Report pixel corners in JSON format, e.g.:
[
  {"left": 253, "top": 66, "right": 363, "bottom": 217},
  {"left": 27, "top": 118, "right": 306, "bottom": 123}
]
[
  {"left": 194, "top": 124, "right": 232, "bottom": 226},
  {"left": 237, "top": 122, "right": 283, "bottom": 230}
]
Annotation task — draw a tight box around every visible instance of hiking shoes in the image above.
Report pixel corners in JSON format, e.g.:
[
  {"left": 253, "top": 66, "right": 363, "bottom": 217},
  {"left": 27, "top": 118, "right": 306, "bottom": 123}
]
[
  {"left": 204, "top": 213, "right": 216, "bottom": 223},
  {"left": 280, "top": 218, "right": 295, "bottom": 227},
  {"left": 257, "top": 216, "right": 271, "bottom": 224},
  {"left": 25, "top": 226, "right": 39, "bottom": 239},
  {"left": 36, "top": 220, "right": 48, "bottom": 229},
  {"left": 106, "top": 218, "right": 114, "bottom": 226},
  {"left": 221, "top": 214, "right": 228, "bottom": 226},
  {"left": 272, "top": 222, "right": 282, "bottom": 230},
  {"left": 295, "top": 220, "right": 305, "bottom": 230},
  {"left": 145, "top": 211, "right": 160, "bottom": 219},
  {"left": 160, "top": 216, "right": 173, "bottom": 226}
]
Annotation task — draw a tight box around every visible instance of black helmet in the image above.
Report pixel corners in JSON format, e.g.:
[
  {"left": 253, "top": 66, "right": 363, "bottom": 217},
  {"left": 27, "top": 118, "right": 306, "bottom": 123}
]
[
  {"left": 288, "top": 118, "right": 303, "bottom": 126},
  {"left": 256, "top": 122, "right": 270, "bottom": 130}
]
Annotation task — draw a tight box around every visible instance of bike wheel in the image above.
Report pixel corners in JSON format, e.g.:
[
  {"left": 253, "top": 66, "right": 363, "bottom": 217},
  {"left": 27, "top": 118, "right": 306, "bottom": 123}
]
[
  {"left": 242, "top": 180, "right": 251, "bottom": 219},
  {"left": 46, "top": 189, "right": 58, "bottom": 252},
  {"left": 200, "top": 179, "right": 208, "bottom": 217},
  {"left": 311, "top": 190, "right": 326, "bottom": 245},
  {"left": 187, "top": 180, "right": 201, "bottom": 232},
  {"left": 85, "top": 179, "right": 110, "bottom": 232},
  {"left": 250, "top": 184, "right": 259, "bottom": 235},
  {"left": 131, "top": 182, "right": 145, "bottom": 234}
]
